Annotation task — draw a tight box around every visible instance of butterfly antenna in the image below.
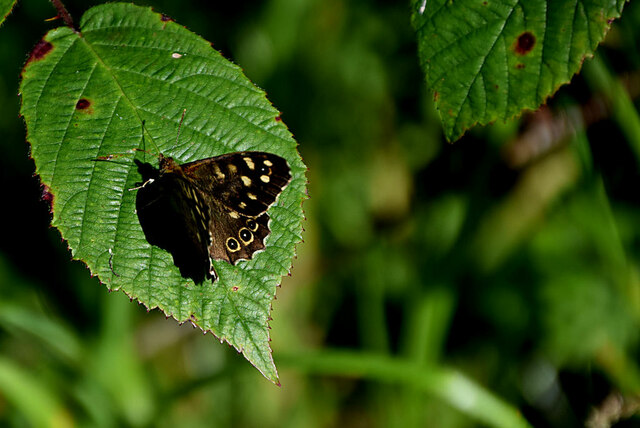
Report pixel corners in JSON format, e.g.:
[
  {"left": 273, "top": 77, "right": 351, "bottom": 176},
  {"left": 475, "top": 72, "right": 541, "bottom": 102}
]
[{"left": 176, "top": 108, "right": 187, "bottom": 144}]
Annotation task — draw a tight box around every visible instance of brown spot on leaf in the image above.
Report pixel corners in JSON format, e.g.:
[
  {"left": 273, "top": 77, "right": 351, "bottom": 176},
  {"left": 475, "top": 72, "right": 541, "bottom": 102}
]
[
  {"left": 514, "top": 32, "right": 536, "bottom": 55},
  {"left": 516, "top": 63, "right": 525, "bottom": 69},
  {"left": 27, "top": 40, "right": 53, "bottom": 64},
  {"left": 161, "top": 14, "right": 173, "bottom": 22},
  {"left": 232, "top": 286, "right": 239, "bottom": 292},
  {"left": 41, "top": 184, "right": 54, "bottom": 212},
  {"left": 76, "top": 98, "right": 91, "bottom": 110},
  {"left": 275, "top": 115, "right": 282, "bottom": 122},
  {"left": 434, "top": 91, "right": 439, "bottom": 102}
]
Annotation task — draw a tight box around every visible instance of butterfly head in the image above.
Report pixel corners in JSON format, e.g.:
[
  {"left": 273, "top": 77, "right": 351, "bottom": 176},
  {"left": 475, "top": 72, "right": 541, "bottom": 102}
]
[{"left": 158, "top": 153, "right": 181, "bottom": 174}]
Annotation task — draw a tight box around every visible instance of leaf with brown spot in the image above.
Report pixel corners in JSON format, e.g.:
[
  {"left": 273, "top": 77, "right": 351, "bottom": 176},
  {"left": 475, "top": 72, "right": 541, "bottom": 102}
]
[
  {"left": 20, "top": 3, "right": 307, "bottom": 384},
  {"left": 412, "top": 0, "right": 627, "bottom": 141}
]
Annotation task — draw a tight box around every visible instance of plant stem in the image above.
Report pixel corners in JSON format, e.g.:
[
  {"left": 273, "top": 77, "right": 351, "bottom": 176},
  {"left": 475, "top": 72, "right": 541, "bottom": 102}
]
[
  {"left": 278, "top": 350, "right": 533, "bottom": 428},
  {"left": 50, "top": 0, "right": 74, "bottom": 30}
]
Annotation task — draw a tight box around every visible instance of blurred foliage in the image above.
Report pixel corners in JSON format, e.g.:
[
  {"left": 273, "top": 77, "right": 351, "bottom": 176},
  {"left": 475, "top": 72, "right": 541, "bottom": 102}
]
[
  {"left": 0, "top": 1, "right": 15, "bottom": 26},
  {"left": 0, "top": 0, "right": 639, "bottom": 427}
]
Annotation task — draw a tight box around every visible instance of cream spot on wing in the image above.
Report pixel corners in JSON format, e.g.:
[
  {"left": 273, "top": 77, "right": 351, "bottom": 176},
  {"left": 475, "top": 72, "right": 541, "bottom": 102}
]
[
  {"left": 241, "top": 176, "right": 252, "bottom": 186},
  {"left": 229, "top": 211, "right": 240, "bottom": 219},
  {"left": 263, "top": 160, "right": 273, "bottom": 167},
  {"left": 248, "top": 193, "right": 257, "bottom": 200},
  {"left": 214, "top": 164, "right": 225, "bottom": 179},
  {"left": 244, "top": 157, "right": 255, "bottom": 170},
  {"left": 260, "top": 175, "right": 270, "bottom": 183},
  {"left": 228, "top": 164, "right": 237, "bottom": 174},
  {"left": 239, "top": 202, "right": 247, "bottom": 209}
]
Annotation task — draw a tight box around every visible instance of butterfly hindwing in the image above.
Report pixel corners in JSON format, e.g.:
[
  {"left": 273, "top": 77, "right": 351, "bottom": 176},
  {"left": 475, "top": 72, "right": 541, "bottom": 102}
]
[{"left": 207, "top": 211, "right": 270, "bottom": 265}]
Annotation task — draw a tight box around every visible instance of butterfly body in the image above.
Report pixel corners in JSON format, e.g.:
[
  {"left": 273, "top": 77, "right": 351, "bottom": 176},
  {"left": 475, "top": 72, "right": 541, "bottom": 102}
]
[{"left": 136, "top": 151, "right": 291, "bottom": 283}]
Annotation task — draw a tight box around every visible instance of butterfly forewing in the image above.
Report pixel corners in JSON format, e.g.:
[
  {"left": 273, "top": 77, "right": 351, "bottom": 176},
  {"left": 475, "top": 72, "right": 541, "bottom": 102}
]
[
  {"left": 182, "top": 152, "right": 292, "bottom": 217},
  {"left": 136, "top": 162, "right": 213, "bottom": 283}
]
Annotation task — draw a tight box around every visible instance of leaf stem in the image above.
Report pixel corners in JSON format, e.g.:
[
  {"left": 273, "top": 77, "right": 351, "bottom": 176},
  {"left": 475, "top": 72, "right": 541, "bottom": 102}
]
[{"left": 49, "top": 0, "right": 75, "bottom": 30}]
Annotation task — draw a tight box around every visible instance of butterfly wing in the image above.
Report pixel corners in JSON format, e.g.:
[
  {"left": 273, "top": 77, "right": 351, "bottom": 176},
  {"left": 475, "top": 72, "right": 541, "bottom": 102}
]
[
  {"left": 135, "top": 163, "right": 214, "bottom": 283},
  {"left": 182, "top": 152, "right": 290, "bottom": 269},
  {"left": 181, "top": 151, "right": 292, "bottom": 217}
]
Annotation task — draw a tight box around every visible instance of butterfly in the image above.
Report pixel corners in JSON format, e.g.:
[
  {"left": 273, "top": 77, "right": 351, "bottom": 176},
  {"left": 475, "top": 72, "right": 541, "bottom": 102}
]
[{"left": 134, "top": 151, "right": 291, "bottom": 283}]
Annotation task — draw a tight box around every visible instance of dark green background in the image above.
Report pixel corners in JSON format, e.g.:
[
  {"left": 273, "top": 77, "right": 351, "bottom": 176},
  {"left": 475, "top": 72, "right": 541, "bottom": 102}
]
[{"left": 0, "top": 0, "right": 639, "bottom": 426}]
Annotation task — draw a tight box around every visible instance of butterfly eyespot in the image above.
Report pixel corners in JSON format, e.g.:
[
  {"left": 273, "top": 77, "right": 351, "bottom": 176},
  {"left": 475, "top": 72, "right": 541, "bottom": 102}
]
[
  {"left": 246, "top": 219, "right": 258, "bottom": 231},
  {"left": 239, "top": 228, "right": 253, "bottom": 244},
  {"left": 226, "top": 237, "right": 240, "bottom": 252}
]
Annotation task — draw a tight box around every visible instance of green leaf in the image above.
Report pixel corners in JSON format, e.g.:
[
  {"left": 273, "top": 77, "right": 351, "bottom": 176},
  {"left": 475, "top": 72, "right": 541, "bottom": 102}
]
[
  {"left": 20, "top": 2, "right": 306, "bottom": 383},
  {"left": 0, "top": 0, "right": 17, "bottom": 26},
  {"left": 412, "top": 0, "right": 627, "bottom": 141}
]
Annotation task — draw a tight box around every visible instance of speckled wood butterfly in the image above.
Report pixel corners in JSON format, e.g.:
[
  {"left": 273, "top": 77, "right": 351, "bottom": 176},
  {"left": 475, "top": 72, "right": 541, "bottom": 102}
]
[{"left": 134, "top": 150, "right": 291, "bottom": 283}]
